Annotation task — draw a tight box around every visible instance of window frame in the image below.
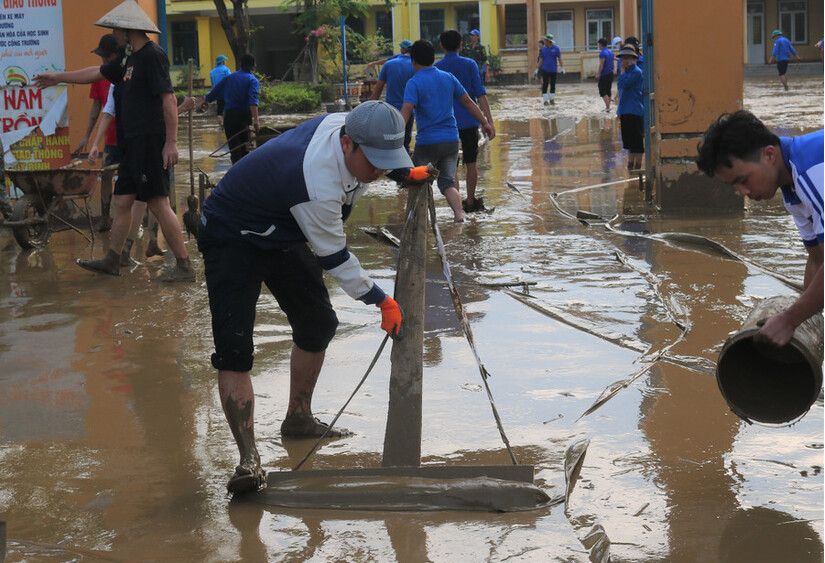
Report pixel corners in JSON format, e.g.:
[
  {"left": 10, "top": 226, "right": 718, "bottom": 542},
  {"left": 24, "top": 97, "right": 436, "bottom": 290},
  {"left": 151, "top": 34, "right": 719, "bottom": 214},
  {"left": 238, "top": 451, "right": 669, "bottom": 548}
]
[
  {"left": 585, "top": 8, "right": 614, "bottom": 51},
  {"left": 778, "top": 1, "right": 807, "bottom": 44}
]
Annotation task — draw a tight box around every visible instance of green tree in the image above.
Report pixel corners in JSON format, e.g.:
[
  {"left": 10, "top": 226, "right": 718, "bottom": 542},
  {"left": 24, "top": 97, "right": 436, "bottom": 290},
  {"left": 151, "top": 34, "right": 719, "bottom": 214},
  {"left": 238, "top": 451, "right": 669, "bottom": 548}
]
[
  {"left": 285, "top": 0, "right": 392, "bottom": 84},
  {"left": 213, "top": 0, "right": 253, "bottom": 68}
]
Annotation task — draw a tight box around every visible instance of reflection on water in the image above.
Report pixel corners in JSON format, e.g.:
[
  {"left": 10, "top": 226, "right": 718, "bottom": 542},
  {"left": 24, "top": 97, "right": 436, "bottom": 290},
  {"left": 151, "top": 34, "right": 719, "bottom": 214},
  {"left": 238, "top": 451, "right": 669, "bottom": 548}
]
[{"left": 0, "top": 78, "right": 822, "bottom": 561}]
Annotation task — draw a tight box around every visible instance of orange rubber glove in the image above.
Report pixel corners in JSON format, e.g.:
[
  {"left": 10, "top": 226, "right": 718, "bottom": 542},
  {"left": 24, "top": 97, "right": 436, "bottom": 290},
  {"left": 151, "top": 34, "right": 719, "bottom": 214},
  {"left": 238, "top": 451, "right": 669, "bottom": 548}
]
[
  {"left": 377, "top": 296, "right": 404, "bottom": 339},
  {"left": 406, "top": 165, "right": 431, "bottom": 182}
]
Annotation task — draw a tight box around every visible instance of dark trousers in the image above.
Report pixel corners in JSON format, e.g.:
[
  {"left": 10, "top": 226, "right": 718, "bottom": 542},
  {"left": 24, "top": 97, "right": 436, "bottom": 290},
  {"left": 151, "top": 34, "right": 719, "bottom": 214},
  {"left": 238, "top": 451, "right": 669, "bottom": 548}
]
[
  {"left": 224, "top": 109, "right": 252, "bottom": 164},
  {"left": 541, "top": 70, "right": 557, "bottom": 94}
]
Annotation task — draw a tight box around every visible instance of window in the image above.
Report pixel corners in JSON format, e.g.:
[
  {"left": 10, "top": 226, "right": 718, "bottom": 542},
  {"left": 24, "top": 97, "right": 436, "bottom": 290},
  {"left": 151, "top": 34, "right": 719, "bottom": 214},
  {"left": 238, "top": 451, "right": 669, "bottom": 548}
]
[
  {"left": 375, "top": 10, "right": 393, "bottom": 56},
  {"left": 505, "top": 4, "right": 528, "bottom": 47},
  {"left": 586, "top": 9, "right": 613, "bottom": 50},
  {"left": 170, "top": 21, "right": 198, "bottom": 66},
  {"left": 455, "top": 4, "right": 480, "bottom": 37},
  {"left": 778, "top": 1, "right": 806, "bottom": 43},
  {"left": 419, "top": 9, "right": 445, "bottom": 53},
  {"left": 545, "top": 11, "right": 573, "bottom": 52}
]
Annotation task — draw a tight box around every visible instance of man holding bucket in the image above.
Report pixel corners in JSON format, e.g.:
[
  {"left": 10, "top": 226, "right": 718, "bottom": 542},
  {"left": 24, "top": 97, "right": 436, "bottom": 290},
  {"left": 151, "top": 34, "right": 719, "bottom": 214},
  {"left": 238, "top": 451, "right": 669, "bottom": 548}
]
[{"left": 697, "top": 110, "right": 823, "bottom": 347}]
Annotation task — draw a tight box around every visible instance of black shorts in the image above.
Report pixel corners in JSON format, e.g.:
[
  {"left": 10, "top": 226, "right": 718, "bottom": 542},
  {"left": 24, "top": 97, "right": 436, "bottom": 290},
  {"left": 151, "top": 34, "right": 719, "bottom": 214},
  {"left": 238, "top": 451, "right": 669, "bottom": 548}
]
[
  {"left": 777, "top": 60, "right": 789, "bottom": 75},
  {"left": 114, "top": 134, "right": 170, "bottom": 202},
  {"left": 103, "top": 143, "right": 122, "bottom": 166},
  {"left": 619, "top": 113, "right": 645, "bottom": 153},
  {"left": 458, "top": 127, "right": 480, "bottom": 164},
  {"left": 598, "top": 73, "right": 614, "bottom": 97},
  {"left": 200, "top": 239, "right": 338, "bottom": 372}
]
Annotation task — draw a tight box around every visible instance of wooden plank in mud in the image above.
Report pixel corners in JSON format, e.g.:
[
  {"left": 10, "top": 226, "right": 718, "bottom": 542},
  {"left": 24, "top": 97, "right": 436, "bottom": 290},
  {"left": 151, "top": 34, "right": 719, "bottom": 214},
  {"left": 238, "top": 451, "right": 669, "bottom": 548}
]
[
  {"left": 382, "top": 183, "right": 429, "bottom": 468},
  {"left": 265, "top": 464, "right": 535, "bottom": 485}
]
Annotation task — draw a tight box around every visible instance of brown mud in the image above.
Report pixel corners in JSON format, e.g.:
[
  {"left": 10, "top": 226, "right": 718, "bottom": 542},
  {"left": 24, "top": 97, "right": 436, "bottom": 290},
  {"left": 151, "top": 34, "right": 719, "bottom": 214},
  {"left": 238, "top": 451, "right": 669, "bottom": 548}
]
[{"left": 0, "top": 75, "right": 822, "bottom": 561}]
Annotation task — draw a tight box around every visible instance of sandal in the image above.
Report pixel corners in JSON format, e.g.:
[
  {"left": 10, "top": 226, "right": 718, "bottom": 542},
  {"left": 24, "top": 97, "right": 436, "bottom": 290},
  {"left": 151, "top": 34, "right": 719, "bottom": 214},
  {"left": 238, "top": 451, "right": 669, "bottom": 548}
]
[
  {"left": 280, "top": 414, "right": 352, "bottom": 438},
  {"left": 227, "top": 460, "right": 267, "bottom": 495}
]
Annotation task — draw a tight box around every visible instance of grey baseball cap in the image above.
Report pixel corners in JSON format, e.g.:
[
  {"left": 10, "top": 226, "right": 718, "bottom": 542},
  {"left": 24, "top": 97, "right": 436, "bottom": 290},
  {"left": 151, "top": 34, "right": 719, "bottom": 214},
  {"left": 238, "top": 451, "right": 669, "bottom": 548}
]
[{"left": 344, "top": 101, "right": 413, "bottom": 170}]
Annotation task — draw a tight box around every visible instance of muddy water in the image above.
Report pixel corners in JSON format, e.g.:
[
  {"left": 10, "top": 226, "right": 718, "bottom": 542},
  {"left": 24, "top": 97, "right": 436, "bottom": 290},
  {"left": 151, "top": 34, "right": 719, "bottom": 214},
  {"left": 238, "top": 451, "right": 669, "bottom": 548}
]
[{"left": 0, "top": 75, "right": 822, "bottom": 562}]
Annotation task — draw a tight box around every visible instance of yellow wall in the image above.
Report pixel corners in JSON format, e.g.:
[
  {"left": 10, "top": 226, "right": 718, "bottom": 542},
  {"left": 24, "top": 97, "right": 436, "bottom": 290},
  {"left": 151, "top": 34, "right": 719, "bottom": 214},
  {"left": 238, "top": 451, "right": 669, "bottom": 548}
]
[{"left": 62, "top": 0, "right": 159, "bottom": 153}]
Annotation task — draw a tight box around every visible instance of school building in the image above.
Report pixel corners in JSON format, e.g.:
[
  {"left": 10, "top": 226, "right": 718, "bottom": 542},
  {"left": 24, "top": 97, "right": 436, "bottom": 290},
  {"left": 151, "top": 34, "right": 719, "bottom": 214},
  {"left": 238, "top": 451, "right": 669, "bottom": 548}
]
[{"left": 165, "top": 0, "right": 823, "bottom": 83}]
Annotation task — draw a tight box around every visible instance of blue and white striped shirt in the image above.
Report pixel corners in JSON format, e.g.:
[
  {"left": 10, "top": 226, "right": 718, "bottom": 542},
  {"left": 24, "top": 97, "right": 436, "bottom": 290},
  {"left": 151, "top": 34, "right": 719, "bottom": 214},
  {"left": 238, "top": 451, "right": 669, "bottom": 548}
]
[{"left": 780, "top": 130, "right": 824, "bottom": 247}]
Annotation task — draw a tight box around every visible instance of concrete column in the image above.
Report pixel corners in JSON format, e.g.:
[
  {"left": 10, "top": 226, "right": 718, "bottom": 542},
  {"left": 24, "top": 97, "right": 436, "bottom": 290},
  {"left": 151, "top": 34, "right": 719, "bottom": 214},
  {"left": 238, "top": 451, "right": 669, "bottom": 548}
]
[
  {"left": 196, "top": 16, "right": 211, "bottom": 79},
  {"left": 650, "top": 1, "right": 744, "bottom": 211},
  {"left": 526, "top": 0, "right": 539, "bottom": 72}
]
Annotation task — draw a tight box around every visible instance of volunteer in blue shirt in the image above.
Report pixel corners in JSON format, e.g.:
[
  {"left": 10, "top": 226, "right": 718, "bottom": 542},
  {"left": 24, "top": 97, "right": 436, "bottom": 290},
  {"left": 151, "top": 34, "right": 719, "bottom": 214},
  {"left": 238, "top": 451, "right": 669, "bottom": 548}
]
[
  {"left": 768, "top": 30, "right": 800, "bottom": 91},
  {"left": 536, "top": 34, "right": 564, "bottom": 106},
  {"left": 199, "top": 53, "right": 260, "bottom": 164},
  {"left": 198, "top": 100, "right": 433, "bottom": 495},
  {"left": 370, "top": 42, "right": 415, "bottom": 151},
  {"left": 401, "top": 39, "right": 495, "bottom": 222},
  {"left": 616, "top": 45, "right": 644, "bottom": 171},
  {"left": 435, "top": 29, "right": 496, "bottom": 212},
  {"left": 210, "top": 54, "right": 231, "bottom": 125},
  {"left": 697, "top": 110, "right": 823, "bottom": 347},
  {"left": 365, "top": 39, "right": 413, "bottom": 71},
  {"left": 597, "top": 37, "right": 615, "bottom": 112}
]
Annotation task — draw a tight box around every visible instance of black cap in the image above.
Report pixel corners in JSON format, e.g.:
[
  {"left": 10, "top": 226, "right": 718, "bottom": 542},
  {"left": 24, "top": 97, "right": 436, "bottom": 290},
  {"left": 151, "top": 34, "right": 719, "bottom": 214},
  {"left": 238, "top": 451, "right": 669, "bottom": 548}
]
[{"left": 92, "top": 34, "right": 118, "bottom": 57}]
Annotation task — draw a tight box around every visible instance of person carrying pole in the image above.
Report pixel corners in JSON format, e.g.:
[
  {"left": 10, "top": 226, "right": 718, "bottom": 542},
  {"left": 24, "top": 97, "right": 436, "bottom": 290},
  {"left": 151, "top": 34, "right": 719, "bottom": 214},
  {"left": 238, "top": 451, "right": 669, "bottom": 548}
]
[
  {"left": 197, "top": 100, "right": 432, "bottom": 494},
  {"left": 697, "top": 110, "right": 823, "bottom": 347},
  {"left": 33, "top": 0, "right": 195, "bottom": 282}
]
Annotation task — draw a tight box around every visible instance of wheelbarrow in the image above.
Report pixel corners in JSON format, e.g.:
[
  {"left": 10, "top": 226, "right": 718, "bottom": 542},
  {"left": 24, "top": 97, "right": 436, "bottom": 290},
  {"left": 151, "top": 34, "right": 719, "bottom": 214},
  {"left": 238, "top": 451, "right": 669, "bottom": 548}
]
[{"left": 3, "top": 163, "right": 117, "bottom": 249}]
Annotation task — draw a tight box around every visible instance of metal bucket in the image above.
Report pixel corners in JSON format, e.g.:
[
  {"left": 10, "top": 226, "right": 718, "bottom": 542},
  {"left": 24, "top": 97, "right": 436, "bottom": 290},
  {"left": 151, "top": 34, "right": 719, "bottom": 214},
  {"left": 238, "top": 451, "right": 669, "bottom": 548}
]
[{"left": 716, "top": 295, "right": 823, "bottom": 425}]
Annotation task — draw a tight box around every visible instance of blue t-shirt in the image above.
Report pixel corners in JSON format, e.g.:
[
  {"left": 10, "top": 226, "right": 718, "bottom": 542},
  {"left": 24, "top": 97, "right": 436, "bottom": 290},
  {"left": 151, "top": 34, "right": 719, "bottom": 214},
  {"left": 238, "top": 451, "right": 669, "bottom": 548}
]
[
  {"left": 599, "top": 47, "right": 615, "bottom": 76},
  {"left": 772, "top": 36, "right": 798, "bottom": 61},
  {"left": 205, "top": 69, "right": 260, "bottom": 111},
  {"left": 434, "top": 51, "right": 486, "bottom": 130},
  {"left": 403, "top": 66, "right": 466, "bottom": 145},
  {"left": 210, "top": 64, "right": 231, "bottom": 87},
  {"left": 616, "top": 63, "right": 643, "bottom": 116},
  {"left": 539, "top": 45, "right": 561, "bottom": 72},
  {"left": 779, "top": 130, "right": 824, "bottom": 247},
  {"left": 377, "top": 54, "right": 414, "bottom": 110}
]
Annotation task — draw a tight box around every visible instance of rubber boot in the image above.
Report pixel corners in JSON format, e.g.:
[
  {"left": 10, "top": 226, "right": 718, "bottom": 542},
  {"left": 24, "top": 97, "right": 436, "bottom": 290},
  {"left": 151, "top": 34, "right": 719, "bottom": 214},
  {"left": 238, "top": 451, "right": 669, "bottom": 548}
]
[
  {"left": 152, "top": 256, "right": 195, "bottom": 283},
  {"left": 542, "top": 93, "right": 549, "bottom": 106},
  {"left": 120, "top": 238, "right": 139, "bottom": 267},
  {"left": 77, "top": 248, "right": 121, "bottom": 276},
  {"left": 145, "top": 223, "right": 165, "bottom": 257},
  {"left": 550, "top": 93, "right": 555, "bottom": 105}
]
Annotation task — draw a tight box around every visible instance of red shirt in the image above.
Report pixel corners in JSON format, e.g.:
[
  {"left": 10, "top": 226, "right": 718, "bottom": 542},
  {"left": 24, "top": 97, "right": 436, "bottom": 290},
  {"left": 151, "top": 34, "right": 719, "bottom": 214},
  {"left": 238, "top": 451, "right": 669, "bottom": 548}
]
[{"left": 90, "top": 79, "right": 117, "bottom": 147}]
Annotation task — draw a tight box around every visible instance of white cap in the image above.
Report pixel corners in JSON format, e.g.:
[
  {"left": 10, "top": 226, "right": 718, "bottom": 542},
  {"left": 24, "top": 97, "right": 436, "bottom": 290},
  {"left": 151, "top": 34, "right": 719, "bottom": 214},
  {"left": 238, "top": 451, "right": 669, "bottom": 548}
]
[{"left": 612, "top": 36, "right": 622, "bottom": 46}]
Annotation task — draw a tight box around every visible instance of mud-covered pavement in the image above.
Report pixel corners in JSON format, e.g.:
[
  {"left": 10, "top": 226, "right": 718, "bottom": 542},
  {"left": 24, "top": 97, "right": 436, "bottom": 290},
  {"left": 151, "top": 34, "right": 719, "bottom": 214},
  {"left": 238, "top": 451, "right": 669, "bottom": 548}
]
[{"left": 0, "top": 75, "right": 822, "bottom": 562}]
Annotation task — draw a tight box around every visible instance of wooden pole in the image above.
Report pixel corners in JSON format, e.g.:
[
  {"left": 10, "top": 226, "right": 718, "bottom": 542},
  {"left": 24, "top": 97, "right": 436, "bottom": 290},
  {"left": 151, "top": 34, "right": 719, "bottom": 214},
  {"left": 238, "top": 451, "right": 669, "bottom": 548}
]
[{"left": 382, "top": 183, "right": 429, "bottom": 467}]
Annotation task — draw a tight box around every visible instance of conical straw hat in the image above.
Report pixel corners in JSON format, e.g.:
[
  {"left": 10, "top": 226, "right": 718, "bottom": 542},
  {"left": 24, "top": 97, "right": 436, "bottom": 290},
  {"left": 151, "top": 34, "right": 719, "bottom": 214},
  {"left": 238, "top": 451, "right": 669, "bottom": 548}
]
[{"left": 95, "top": 0, "right": 161, "bottom": 34}]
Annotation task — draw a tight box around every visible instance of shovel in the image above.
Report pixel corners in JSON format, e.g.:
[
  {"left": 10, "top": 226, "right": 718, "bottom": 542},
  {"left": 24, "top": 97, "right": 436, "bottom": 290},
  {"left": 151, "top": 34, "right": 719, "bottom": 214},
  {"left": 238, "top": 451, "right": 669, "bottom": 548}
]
[{"left": 182, "top": 58, "right": 200, "bottom": 237}]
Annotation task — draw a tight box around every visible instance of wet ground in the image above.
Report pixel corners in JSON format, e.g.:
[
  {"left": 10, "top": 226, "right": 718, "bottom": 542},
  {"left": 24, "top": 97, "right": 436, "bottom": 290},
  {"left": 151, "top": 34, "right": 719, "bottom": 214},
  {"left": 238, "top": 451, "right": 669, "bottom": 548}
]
[{"left": 0, "top": 75, "right": 822, "bottom": 562}]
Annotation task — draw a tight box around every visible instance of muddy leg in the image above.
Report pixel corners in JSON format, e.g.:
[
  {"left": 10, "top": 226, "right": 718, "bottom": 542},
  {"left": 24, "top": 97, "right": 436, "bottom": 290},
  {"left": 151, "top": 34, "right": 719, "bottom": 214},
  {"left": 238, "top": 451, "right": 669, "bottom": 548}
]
[{"left": 219, "top": 370, "right": 260, "bottom": 467}]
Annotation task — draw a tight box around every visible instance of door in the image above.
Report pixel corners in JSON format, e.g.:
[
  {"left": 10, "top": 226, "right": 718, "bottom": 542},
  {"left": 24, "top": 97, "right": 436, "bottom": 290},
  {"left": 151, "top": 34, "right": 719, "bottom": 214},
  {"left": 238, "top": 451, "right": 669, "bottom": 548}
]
[
  {"left": 747, "top": 3, "right": 765, "bottom": 64},
  {"left": 545, "top": 11, "right": 574, "bottom": 52}
]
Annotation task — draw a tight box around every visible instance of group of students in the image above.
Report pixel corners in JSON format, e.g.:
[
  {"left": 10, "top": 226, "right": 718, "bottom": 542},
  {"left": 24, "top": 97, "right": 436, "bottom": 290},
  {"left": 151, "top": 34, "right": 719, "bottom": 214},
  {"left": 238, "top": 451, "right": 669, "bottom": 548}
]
[
  {"left": 536, "top": 34, "right": 645, "bottom": 170},
  {"left": 369, "top": 32, "right": 496, "bottom": 220},
  {"left": 23, "top": 0, "right": 822, "bottom": 498}
]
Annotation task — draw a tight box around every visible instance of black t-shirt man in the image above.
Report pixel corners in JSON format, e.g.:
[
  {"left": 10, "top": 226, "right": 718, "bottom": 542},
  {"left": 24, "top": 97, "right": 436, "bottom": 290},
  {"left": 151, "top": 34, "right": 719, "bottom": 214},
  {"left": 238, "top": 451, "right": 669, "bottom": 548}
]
[{"left": 100, "top": 42, "right": 173, "bottom": 139}]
